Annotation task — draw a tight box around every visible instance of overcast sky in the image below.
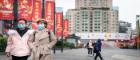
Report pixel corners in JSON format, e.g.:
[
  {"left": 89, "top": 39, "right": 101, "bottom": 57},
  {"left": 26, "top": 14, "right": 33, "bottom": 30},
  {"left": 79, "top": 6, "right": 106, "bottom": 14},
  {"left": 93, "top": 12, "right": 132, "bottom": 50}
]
[{"left": 55, "top": 0, "right": 140, "bottom": 29}]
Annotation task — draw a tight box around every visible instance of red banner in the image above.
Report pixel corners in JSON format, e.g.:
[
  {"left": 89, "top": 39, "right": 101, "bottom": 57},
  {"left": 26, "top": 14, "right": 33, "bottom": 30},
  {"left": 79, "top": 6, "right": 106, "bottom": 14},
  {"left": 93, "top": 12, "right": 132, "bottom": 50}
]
[
  {"left": 46, "top": 0, "right": 54, "bottom": 1},
  {"left": 63, "top": 19, "right": 69, "bottom": 37},
  {"left": 31, "top": 22, "right": 37, "bottom": 29},
  {"left": 0, "top": 0, "right": 14, "bottom": 20},
  {"left": 32, "top": 0, "right": 42, "bottom": 22},
  {"left": 18, "top": 0, "right": 33, "bottom": 20},
  {"left": 45, "top": 1, "right": 55, "bottom": 30},
  {"left": 56, "top": 12, "right": 63, "bottom": 37}
]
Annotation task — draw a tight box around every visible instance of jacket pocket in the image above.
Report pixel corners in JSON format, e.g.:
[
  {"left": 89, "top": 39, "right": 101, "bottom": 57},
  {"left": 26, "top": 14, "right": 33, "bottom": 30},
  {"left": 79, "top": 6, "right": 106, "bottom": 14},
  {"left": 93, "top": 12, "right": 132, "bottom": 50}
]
[{"left": 40, "top": 47, "right": 51, "bottom": 54}]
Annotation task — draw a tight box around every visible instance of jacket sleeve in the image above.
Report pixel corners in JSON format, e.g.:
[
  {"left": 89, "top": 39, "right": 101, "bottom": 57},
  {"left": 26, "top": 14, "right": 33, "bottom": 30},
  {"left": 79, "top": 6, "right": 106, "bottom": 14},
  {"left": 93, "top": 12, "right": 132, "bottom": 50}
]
[
  {"left": 47, "top": 30, "right": 57, "bottom": 49},
  {"left": 86, "top": 43, "right": 89, "bottom": 48},
  {"left": 5, "top": 35, "right": 13, "bottom": 53},
  {"left": 28, "top": 31, "right": 35, "bottom": 49}
]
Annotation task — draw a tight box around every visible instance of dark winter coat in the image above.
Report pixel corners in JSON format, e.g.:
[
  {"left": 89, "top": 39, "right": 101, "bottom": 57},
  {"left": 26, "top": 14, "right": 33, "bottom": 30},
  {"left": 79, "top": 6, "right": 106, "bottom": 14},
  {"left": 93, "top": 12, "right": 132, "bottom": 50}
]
[{"left": 94, "top": 39, "right": 102, "bottom": 53}]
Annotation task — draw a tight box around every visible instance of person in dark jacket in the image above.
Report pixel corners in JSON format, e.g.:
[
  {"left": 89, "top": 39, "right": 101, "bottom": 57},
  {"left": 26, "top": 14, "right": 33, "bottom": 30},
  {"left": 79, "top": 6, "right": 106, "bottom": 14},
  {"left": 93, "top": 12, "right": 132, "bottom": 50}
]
[{"left": 94, "top": 39, "right": 103, "bottom": 60}]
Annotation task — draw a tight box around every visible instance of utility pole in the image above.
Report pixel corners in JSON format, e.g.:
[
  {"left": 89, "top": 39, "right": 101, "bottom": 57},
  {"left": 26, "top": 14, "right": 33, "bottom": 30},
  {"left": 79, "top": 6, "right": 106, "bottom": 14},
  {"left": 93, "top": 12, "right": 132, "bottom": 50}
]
[
  {"left": 53, "top": 0, "right": 56, "bottom": 54},
  {"left": 13, "top": 0, "right": 18, "bottom": 29},
  {"left": 42, "top": 0, "right": 45, "bottom": 18},
  {"left": 61, "top": 12, "right": 64, "bottom": 53}
]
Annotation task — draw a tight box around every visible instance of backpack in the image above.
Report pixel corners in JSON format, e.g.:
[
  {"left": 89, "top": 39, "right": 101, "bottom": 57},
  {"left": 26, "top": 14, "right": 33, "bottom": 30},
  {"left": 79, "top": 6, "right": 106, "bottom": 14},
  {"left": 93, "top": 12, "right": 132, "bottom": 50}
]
[{"left": 95, "top": 43, "right": 101, "bottom": 51}]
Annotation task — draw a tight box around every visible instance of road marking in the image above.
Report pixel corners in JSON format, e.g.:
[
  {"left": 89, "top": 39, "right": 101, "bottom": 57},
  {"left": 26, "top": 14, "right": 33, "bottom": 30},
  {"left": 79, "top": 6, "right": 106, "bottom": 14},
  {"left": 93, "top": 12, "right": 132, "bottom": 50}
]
[{"left": 111, "top": 54, "right": 140, "bottom": 60}]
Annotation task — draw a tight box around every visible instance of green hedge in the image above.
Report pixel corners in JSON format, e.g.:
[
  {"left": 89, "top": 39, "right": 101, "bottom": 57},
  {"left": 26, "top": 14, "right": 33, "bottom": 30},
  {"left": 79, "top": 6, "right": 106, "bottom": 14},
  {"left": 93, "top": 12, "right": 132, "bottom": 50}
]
[
  {"left": 54, "top": 40, "right": 75, "bottom": 49},
  {"left": 0, "top": 36, "right": 7, "bottom": 52}
]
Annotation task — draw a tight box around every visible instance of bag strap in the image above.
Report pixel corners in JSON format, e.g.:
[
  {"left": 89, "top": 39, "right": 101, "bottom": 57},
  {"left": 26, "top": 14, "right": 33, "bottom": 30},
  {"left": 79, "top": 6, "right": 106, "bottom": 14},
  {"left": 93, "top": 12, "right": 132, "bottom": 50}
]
[
  {"left": 33, "top": 30, "right": 51, "bottom": 42},
  {"left": 48, "top": 30, "right": 51, "bottom": 42},
  {"left": 33, "top": 31, "right": 36, "bottom": 42}
]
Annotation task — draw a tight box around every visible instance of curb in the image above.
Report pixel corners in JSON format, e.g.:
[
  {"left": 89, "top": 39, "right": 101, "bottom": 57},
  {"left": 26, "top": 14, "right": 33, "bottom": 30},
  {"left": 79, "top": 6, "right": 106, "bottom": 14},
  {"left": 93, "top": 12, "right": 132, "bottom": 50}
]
[{"left": 0, "top": 52, "right": 5, "bottom": 55}]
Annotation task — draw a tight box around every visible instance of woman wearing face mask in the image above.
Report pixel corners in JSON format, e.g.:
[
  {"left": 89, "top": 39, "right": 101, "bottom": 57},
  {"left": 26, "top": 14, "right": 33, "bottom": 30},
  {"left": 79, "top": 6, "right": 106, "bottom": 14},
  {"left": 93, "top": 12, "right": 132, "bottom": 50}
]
[
  {"left": 5, "top": 18, "right": 34, "bottom": 60},
  {"left": 28, "top": 19, "right": 57, "bottom": 60}
]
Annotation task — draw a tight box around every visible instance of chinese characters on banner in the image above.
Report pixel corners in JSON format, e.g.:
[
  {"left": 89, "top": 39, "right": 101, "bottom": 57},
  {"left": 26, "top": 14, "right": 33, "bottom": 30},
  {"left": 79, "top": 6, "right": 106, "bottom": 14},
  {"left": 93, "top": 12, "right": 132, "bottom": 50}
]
[
  {"left": 31, "top": 22, "right": 37, "bottom": 29},
  {"left": 18, "top": 0, "right": 33, "bottom": 20},
  {"left": 45, "top": 0, "right": 55, "bottom": 30},
  {"left": 56, "top": 10, "right": 63, "bottom": 37},
  {"left": 32, "top": 0, "right": 42, "bottom": 22},
  {"left": 56, "top": 7, "right": 63, "bottom": 37},
  {"left": 63, "top": 19, "right": 69, "bottom": 37},
  {"left": 0, "top": 0, "right": 14, "bottom": 20}
]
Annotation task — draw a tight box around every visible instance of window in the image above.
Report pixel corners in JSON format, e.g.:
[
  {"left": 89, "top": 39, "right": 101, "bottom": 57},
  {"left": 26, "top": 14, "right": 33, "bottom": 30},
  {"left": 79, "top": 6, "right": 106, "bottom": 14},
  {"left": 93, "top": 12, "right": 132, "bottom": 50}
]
[
  {"left": 76, "top": 24, "right": 79, "bottom": 26},
  {"left": 95, "top": 24, "right": 98, "bottom": 25},
  {"left": 90, "top": 18, "right": 93, "bottom": 20},
  {"left": 90, "top": 24, "right": 93, "bottom": 26},
  {"left": 94, "top": 30, "right": 97, "bottom": 31},
  {"left": 90, "top": 30, "right": 92, "bottom": 32},
  {"left": 95, "top": 11, "right": 100, "bottom": 16},
  {"left": 77, "top": 21, "right": 79, "bottom": 23},
  {"left": 76, "top": 30, "right": 79, "bottom": 32}
]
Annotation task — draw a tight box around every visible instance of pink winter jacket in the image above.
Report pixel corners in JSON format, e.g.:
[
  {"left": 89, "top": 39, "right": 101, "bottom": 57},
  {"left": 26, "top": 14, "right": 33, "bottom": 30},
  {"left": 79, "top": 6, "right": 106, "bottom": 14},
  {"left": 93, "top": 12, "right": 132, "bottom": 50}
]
[{"left": 5, "top": 29, "right": 34, "bottom": 57}]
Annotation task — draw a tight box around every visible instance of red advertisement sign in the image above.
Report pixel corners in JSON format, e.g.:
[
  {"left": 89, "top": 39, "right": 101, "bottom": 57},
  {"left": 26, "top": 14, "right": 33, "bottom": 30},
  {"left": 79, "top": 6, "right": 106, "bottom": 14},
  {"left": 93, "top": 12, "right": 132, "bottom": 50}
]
[
  {"left": 63, "top": 19, "right": 69, "bottom": 37},
  {"left": 56, "top": 12, "right": 63, "bottom": 37},
  {"left": 0, "top": 0, "right": 14, "bottom": 20},
  {"left": 46, "top": 0, "right": 54, "bottom": 1},
  {"left": 18, "top": 0, "right": 33, "bottom": 20},
  {"left": 45, "top": 1, "right": 55, "bottom": 30},
  {"left": 32, "top": 0, "right": 42, "bottom": 22},
  {"left": 31, "top": 22, "right": 37, "bottom": 29}
]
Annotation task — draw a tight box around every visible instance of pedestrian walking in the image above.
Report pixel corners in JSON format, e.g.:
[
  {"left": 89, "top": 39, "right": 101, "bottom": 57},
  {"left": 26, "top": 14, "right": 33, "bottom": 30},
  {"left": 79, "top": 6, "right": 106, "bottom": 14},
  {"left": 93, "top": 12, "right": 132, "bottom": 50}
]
[
  {"left": 86, "top": 40, "right": 95, "bottom": 56},
  {"left": 94, "top": 39, "right": 103, "bottom": 60},
  {"left": 28, "top": 19, "right": 57, "bottom": 60},
  {"left": 5, "top": 18, "right": 34, "bottom": 60}
]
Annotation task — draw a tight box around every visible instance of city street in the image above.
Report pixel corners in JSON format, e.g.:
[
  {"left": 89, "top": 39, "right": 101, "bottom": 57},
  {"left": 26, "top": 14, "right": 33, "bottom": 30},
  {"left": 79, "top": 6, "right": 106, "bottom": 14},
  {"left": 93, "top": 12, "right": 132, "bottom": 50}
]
[
  {"left": 0, "top": 0, "right": 140, "bottom": 60},
  {"left": 0, "top": 41, "right": 140, "bottom": 60}
]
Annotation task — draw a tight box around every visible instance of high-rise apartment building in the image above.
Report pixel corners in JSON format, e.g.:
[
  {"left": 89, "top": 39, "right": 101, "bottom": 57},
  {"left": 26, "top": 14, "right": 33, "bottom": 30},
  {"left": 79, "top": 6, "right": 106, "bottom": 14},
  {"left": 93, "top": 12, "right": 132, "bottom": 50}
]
[
  {"left": 66, "top": 0, "right": 119, "bottom": 34},
  {"left": 75, "top": 0, "right": 112, "bottom": 9}
]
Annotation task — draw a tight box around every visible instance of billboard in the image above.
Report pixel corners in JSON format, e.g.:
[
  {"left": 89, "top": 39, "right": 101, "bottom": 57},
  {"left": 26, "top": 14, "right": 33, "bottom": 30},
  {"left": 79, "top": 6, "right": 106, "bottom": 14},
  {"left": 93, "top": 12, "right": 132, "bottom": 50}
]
[
  {"left": 45, "top": 1, "right": 55, "bottom": 30},
  {"left": 18, "top": 0, "right": 33, "bottom": 20},
  {"left": 0, "top": 0, "right": 14, "bottom": 20},
  {"left": 55, "top": 7, "right": 63, "bottom": 37},
  {"left": 63, "top": 19, "right": 69, "bottom": 37},
  {"left": 76, "top": 33, "right": 131, "bottom": 40},
  {"left": 32, "top": 0, "right": 42, "bottom": 22},
  {"left": 31, "top": 22, "right": 37, "bottom": 29},
  {"left": 46, "top": 0, "right": 54, "bottom": 1}
]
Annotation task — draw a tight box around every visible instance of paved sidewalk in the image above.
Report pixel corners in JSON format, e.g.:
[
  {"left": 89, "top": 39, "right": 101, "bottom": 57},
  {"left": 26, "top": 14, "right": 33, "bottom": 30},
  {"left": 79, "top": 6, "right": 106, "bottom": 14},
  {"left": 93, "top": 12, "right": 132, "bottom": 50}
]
[{"left": 1, "top": 41, "right": 140, "bottom": 60}]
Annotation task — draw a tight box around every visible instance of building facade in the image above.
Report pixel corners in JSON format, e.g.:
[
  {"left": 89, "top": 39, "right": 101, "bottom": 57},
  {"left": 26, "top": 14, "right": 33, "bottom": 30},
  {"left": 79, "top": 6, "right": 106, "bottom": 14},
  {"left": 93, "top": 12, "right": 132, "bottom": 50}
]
[
  {"left": 66, "top": 0, "right": 119, "bottom": 34},
  {"left": 119, "top": 21, "right": 132, "bottom": 34},
  {"left": 75, "top": 0, "right": 112, "bottom": 9}
]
